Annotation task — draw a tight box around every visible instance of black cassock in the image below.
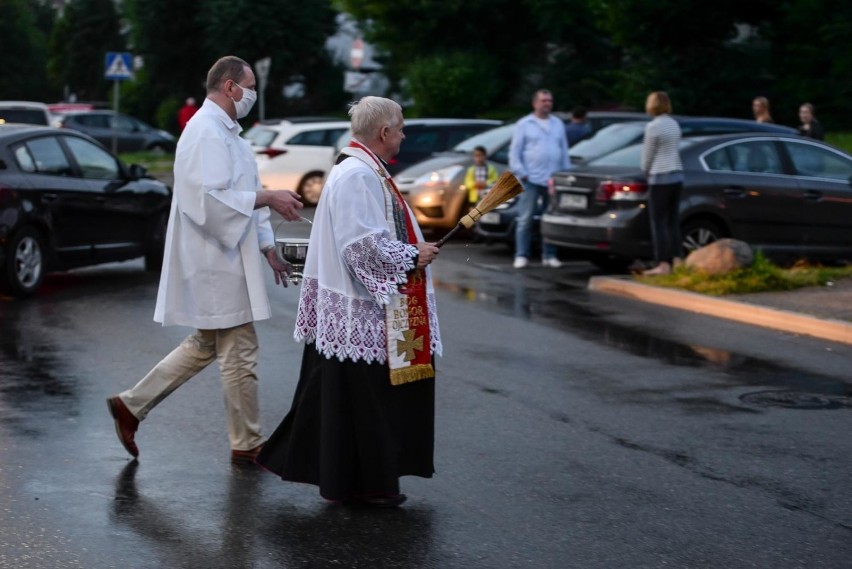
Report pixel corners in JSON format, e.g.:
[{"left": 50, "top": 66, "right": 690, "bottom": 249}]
[{"left": 257, "top": 343, "right": 435, "bottom": 500}]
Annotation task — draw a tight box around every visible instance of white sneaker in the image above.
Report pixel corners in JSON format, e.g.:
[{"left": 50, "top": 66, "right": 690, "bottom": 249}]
[
  {"left": 542, "top": 257, "right": 562, "bottom": 268},
  {"left": 513, "top": 256, "right": 529, "bottom": 269}
]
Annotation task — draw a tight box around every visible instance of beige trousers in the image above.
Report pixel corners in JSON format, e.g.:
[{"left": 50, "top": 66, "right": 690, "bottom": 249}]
[{"left": 119, "top": 322, "right": 263, "bottom": 451}]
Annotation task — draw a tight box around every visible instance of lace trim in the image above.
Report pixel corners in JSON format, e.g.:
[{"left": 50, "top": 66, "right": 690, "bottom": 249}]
[
  {"left": 341, "top": 232, "right": 418, "bottom": 305},
  {"left": 295, "top": 277, "right": 442, "bottom": 364}
]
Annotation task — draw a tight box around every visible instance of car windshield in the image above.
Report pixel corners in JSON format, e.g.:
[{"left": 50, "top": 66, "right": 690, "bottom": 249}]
[
  {"left": 588, "top": 139, "right": 698, "bottom": 168},
  {"left": 453, "top": 124, "right": 515, "bottom": 154},
  {"left": 570, "top": 122, "right": 646, "bottom": 158},
  {"left": 0, "top": 109, "right": 49, "bottom": 126}
]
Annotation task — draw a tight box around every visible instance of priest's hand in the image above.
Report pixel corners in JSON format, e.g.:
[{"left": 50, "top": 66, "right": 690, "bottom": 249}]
[
  {"left": 256, "top": 190, "right": 303, "bottom": 221},
  {"left": 265, "top": 248, "right": 292, "bottom": 287},
  {"left": 415, "top": 242, "right": 439, "bottom": 270}
]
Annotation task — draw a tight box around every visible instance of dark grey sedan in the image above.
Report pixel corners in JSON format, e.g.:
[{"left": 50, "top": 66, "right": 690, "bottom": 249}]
[
  {"left": 541, "top": 134, "right": 852, "bottom": 269},
  {"left": 57, "top": 111, "right": 176, "bottom": 154}
]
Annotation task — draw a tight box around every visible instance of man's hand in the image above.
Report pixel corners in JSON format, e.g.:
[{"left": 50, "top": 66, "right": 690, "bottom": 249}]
[
  {"left": 415, "top": 242, "right": 439, "bottom": 270},
  {"left": 265, "top": 248, "right": 292, "bottom": 287},
  {"left": 256, "top": 190, "right": 303, "bottom": 221}
]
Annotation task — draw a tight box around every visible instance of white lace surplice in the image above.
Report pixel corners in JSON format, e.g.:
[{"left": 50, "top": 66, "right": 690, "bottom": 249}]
[{"left": 294, "top": 157, "right": 442, "bottom": 364}]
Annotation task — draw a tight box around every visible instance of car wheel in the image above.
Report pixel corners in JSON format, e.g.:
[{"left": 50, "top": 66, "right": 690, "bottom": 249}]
[
  {"left": 298, "top": 172, "right": 325, "bottom": 206},
  {"left": 1, "top": 226, "right": 45, "bottom": 298},
  {"left": 144, "top": 213, "right": 168, "bottom": 272},
  {"left": 681, "top": 218, "right": 725, "bottom": 254}
]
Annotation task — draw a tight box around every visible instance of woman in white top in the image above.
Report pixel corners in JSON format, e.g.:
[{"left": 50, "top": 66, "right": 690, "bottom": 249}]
[{"left": 641, "top": 91, "right": 683, "bottom": 275}]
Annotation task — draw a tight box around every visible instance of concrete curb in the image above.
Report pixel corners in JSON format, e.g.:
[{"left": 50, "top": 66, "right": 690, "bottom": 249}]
[{"left": 588, "top": 276, "right": 852, "bottom": 346}]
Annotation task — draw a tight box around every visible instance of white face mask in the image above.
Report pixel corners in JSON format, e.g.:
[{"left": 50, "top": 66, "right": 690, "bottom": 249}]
[{"left": 231, "top": 83, "right": 257, "bottom": 119}]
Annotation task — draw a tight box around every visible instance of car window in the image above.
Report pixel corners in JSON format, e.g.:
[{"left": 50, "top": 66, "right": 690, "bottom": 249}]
[
  {"left": 65, "top": 136, "right": 120, "bottom": 180},
  {"left": 112, "top": 115, "right": 137, "bottom": 131},
  {"left": 0, "top": 109, "right": 50, "bottom": 125},
  {"left": 589, "top": 139, "right": 697, "bottom": 168},
  {"left": 783, "top": 141, "right": 852, "bottom": 181},
  {"left": 454, "top": 124, "right": 514, "bottom": 154},
  {"left": 400, "top": 127, "right": 441, "bottom": 154},
  {"left": 13, "top": 145, "right": 36, "bottom": 172},
  {"left": 703, "top": 147, "right": 735, "bottom": 171},
  {"left": 287, "top": 129, "right": 328, "bottom": 146},
  {"left": 75, "top": 114, "right": 110, "bottom": 128},
  {"left": 243, "top": 126, "right": 278, "bottom": 147},
  {"left": 323, "top": 128, "right": 348, "bottom": 146},
  {"left": 569, "top": 122, "right": 646, "bottom": 158},
  {"left": 445, "top": 126, "right": 489, "bottom": 148},
  {"left": 490, "top": 143, "right": 510, "bottom": 165},
  {"left": 726, "top": 141, "right": 783, "bottom": 174},
  {"left": 25, "top": 136, "right": 74, "bottom": 176}
]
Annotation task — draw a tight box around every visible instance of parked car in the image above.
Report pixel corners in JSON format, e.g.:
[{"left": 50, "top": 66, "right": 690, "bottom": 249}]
[
  {"left": 475, "top": 118, "right": 800, "bottom": 245},
  {"left": 56, "top": 110, "right": 176, "bottom": 153},
  {"left": 569, "top": 117, "right": 797, "bottom": 164},
  {"left": 0, "top": 124, "right": 172, "bottom": 297},
  {"left": 243, "top": 117, "right": 349, "bottom": 161},
  {"left": 335, "top": 118, "right": 503, "bottom": 177},
  {"left": 247, "top": 119, "right": 351, "bottom": 205},
  {"left": 397, "top": 112, "right": 647, "bottom": 230},
  {"left": 0, "top": 101, "right": 52, "bottom": 126},
  {"left": 541, "top": 134, "right": 852, "bottom": 269}
]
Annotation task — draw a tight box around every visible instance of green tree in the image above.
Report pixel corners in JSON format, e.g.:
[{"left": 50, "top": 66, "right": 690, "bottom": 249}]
[
  {"left": 48, "top": 0, "right": 124, "bottom": 103},
  {"left": 200, "top": 0, "right": 342, "bottom": 120},
  {"left": 0, "top": 0, "right": 53, "bottom": 100},
  {"left": 123, "top": 0, "right": 209, "bottom": 131}
]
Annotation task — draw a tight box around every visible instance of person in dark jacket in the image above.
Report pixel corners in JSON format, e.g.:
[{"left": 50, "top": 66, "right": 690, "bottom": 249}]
[{"left": 797, "top": 103, "right": 825, "bottom": 140}]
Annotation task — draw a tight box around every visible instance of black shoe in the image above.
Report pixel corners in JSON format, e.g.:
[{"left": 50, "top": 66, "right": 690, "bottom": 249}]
[{"left": 354, "top": 493, "right": 407, "bottom": 508}]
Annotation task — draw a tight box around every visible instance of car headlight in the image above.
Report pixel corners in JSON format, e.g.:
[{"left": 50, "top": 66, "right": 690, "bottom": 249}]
[{"left": 413, "top": 165, "right": 464, "bottom": 187}]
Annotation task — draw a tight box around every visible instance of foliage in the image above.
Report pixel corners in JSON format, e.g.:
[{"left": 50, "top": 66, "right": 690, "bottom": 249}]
[
  {"left": 637, "top": 251, "right": 852, "bottom": 296},
  {"left": 405, "top": 51, "right": 501, "bottom": 117},
  {"left": 825, "top": 133, "right": 852, "bottom": 154},
  {"left": 0, "top": 0, "right": 54, "bottom": 100},
  {"left": 47, "top": 0, "right": 124, "bottom": 103},
  {"left": 118, "top": 151, "right": 174, "bottom": 175}
]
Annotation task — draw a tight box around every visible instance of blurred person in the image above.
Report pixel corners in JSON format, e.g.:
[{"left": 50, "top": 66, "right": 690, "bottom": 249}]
[
  {"left": 509, "top": 89, "right": 571, "bottom": 269},
  {"left": 797, "top": 102, "right": 825, "bottom": 140},
  {"left": 257, "top": 96, "right": 442, "bottom": 508},
  {"left": 752, "top": 96, "right": 774, "bottom": 124},
  {"left": 641, "top": 91, "right": 683, "bottom": 276},
  {"left": 564, "top": 106, "right": 592, "bottom": 146},
  {"left": 178, "top": 97, "right": 199, "bottom": 131},
  {"left": 463, "top": 145, "right": 498, "bottom": 205},
  {"left": 107, "top": 56, "right": 304, "bottom": 464}
]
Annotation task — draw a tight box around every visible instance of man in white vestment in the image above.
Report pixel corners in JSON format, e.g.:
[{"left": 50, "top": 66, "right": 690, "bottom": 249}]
[{"left": 107, "top": 56, "right": 303, "bottom": 464}]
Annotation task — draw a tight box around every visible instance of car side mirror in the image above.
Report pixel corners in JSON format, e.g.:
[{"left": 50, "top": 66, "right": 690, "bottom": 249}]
[{"left": 129, "top": 163, "right": 149, "bottom": 180}]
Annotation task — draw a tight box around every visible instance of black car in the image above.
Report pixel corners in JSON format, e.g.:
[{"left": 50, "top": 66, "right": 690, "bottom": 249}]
[
  {"left": 475, "top": 117, "right": 799, "bottom": 245},
  {"left": 57, "top": 110, "right": 177, "bottom": 154},
  {"left": 0, "top": 124, "right": 172, "bottom": 297},
  {"left": 541, "top": 134, "right": 852, "bottom": 269}
]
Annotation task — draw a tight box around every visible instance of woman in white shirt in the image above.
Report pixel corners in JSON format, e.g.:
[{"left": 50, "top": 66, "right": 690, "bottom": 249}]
[{"left": 641, "top": 91, "right": 683, "bottom": 275}]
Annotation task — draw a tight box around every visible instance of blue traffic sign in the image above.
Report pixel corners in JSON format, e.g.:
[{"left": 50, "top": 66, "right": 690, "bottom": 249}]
[{"left": 105, "top": 52, "right": 133, "bottom": 80}]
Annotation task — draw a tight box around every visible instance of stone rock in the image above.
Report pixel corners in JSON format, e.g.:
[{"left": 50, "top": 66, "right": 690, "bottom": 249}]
[{"left": 685, "top": 238, "right": 753, "bottom": 275}]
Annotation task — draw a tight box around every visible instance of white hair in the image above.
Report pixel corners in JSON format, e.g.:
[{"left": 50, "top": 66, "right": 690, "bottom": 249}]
[{"left": 348, "top": 96, "right": 402, "bottom": 140}]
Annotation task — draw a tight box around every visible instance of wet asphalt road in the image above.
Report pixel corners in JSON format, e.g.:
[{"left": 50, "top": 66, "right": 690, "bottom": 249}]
[{"left": 1, "top": 235, "right": 852, "bottom": 568}]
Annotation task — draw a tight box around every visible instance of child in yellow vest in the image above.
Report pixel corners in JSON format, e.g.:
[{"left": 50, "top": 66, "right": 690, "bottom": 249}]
[{"left": 463, "top": 145, "right": 499, "bottom": 205}]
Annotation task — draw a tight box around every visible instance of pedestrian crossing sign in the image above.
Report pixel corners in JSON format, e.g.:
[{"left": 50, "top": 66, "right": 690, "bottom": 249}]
[{"left": 105, "top": 52, "right": 133, "bottom": 80}]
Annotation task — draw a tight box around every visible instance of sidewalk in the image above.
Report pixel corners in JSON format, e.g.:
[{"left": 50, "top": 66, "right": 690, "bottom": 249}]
[{"left": 588, "top": 276, "right": 852, "bottom": 345}]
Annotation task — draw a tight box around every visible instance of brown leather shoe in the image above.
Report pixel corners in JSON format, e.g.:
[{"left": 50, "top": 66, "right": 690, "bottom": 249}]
[
  {"left": 107, "top": 396, "right": 139, "bottom": 458},
  {"left": 230, "top": 444, "right": 263, "bottom": 465}
]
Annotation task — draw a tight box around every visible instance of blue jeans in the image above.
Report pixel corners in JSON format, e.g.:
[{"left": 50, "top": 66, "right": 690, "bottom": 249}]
[{"left": 514, "top": 180, "right": 557, "bottom": 259}]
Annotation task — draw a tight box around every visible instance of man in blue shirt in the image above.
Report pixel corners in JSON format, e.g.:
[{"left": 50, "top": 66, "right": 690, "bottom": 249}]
[
  {"left": 508, "top": 89, "right": 571, "bottom": 269},
  {"left": 564, "top": 106, "right": 592, "bottom": 146}
]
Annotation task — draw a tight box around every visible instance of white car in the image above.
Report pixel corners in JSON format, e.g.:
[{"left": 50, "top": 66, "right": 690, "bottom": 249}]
[{"left": 244, "top": 119, "right": 350, "bottom": 205}]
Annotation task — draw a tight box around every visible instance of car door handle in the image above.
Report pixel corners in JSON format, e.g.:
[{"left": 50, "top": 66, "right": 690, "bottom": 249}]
[
  {"left": 803, "top": 190, "right": 822, "bottom": 201},
  {"left": 41, "top": 193, "right": 58, "bottom": 203},
  {"left": 722, "top": 187, "right": 747, "bottom": 198}
]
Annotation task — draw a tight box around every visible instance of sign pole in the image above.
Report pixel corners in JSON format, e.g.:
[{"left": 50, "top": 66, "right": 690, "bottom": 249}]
[{"left": 112, "top": 80, "right": 119, "bottom": 155}]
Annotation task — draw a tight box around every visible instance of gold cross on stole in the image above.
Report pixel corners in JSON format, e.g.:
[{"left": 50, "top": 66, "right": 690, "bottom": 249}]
[{"left": 396, "top": 329, "right": 424, "bottom": 362}]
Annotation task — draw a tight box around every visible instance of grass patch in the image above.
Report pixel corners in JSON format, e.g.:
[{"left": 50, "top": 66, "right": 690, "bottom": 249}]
[
  {"left": 118, "top": 151, "right": 174, "bottom": 175},
  {"left": 825, "top": 132, "right": 852, "bottom": 154},
  {"left": 636, "top": 251, "right": 852, "bottom": 296}
]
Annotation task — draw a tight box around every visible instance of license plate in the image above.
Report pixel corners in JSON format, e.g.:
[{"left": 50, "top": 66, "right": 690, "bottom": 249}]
[
  {"left": 559, "top": 193, "right": 587, "bottom": 210},
  {"left": 479, "top": 212, "right": 500, "bottom": 225}
]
